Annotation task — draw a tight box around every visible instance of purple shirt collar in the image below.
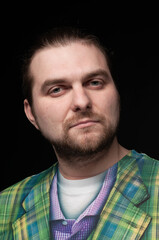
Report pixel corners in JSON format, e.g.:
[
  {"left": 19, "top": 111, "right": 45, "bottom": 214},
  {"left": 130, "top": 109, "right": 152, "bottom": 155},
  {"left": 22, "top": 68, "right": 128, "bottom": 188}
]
[{"left": 50, "top": 163, "right": 117, "bottom": 222}]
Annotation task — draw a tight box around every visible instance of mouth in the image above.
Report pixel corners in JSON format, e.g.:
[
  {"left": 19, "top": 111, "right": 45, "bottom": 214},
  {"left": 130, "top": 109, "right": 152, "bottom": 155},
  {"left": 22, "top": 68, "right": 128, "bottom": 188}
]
[{"left": 70, "top": 119, "right": 99, "bottom": 129}]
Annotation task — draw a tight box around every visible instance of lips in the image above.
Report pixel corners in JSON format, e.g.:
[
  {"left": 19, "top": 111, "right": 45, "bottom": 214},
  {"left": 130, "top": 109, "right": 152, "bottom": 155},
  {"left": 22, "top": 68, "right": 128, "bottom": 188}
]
[{"left": 70, "top": 119, "right": 99, "bottom": 129}]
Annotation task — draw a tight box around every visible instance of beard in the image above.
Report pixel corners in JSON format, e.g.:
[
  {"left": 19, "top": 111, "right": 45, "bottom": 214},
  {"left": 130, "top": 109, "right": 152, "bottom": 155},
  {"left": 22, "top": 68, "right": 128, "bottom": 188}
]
[{"left": 48, "top": 110, "right": 119, "bottom": 165}]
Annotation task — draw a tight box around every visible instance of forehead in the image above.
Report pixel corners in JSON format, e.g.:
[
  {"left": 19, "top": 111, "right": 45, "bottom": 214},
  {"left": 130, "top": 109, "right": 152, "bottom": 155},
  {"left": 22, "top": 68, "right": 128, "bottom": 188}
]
[{"left": 30, "top": 42, "right": 110, "bottom": 83}]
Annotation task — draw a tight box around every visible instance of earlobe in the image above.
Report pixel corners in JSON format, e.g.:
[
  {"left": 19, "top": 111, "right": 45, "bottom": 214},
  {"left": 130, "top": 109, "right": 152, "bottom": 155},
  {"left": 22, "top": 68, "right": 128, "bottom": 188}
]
[{"left": 24, "top": 99, "right": 39, "bottom": 130}]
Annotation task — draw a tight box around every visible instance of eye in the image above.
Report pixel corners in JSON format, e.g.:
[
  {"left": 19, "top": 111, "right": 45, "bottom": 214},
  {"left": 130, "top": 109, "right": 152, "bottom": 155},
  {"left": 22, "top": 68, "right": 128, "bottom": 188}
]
[
  {"left": 52, "top": 87, "right": 61, "bottom": 93},
  {"left": 90, "top": 80, "right": 102, "bottom": 86},
  {"left": 87, "top": 79, "right": 104, "bottom": 89},
  {"left": 48, "top": 86, "right": 66, "bottom": 97}
]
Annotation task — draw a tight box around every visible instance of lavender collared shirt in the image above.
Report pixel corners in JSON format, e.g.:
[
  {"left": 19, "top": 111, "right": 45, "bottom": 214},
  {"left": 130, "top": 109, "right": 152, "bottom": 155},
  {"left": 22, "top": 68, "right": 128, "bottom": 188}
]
[{"left": 50, "top": 163, "right": 117, "bottom": 239}]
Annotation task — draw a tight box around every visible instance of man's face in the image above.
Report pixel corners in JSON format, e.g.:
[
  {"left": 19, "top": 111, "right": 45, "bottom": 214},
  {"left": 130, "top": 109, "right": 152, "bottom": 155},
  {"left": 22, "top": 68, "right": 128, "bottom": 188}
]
[{"left": 25, "top": 42, "right": 120, "bottom": 161}]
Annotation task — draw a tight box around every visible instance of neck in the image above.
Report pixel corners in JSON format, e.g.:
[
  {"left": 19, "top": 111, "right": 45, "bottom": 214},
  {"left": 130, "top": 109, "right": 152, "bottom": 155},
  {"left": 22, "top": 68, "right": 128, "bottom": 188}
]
[{"left": 55, "top": 138, "right": 129, "bottom": 180}]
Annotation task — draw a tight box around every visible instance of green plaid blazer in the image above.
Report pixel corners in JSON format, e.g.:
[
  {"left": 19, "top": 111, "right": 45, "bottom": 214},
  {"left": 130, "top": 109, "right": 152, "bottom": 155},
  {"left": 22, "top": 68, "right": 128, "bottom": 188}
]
[{"left": 0, "top": 150, "right": 158, "bottom": 239}]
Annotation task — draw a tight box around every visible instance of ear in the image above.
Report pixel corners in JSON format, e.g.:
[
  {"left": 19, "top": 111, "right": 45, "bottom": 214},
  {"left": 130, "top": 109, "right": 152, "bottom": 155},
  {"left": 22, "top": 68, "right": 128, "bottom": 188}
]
[{"left": 24, "top": 99, "right": 40, "bottom": 130}]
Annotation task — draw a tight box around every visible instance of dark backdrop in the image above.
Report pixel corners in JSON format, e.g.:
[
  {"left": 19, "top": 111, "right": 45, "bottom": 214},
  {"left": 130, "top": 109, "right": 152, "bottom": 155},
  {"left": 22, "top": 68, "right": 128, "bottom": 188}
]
[{"left": 1, "top": 2, "right": 159, "bottom": 191}]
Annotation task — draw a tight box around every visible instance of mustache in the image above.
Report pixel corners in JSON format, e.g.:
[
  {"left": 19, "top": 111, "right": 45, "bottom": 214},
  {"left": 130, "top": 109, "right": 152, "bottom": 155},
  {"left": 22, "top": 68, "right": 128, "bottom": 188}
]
[{"left": 63, "top": 111, "right": 106, "bottom": 131}]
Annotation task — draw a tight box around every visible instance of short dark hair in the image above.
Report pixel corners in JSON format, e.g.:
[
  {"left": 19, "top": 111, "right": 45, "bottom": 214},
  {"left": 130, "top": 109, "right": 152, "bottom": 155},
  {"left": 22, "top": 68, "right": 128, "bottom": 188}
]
[{"left": 22, "top": 26, "right": 112, "bottom": 106}]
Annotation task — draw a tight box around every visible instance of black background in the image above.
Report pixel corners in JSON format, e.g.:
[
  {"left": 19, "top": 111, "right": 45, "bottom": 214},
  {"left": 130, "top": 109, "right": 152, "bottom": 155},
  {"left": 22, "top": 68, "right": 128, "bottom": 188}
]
[{"left": 1, "top": 2, "right": 159, "bottom": 190}]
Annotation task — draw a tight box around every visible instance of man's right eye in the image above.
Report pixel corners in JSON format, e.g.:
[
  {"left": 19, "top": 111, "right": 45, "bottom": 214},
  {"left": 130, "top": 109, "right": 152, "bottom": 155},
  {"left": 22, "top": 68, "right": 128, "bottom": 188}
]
[
  {"left": 48, "top": 86, "right": 67, "bottom": 97},
  {"left": 51, "top": 87, "right": 62, "bottom": 93}
]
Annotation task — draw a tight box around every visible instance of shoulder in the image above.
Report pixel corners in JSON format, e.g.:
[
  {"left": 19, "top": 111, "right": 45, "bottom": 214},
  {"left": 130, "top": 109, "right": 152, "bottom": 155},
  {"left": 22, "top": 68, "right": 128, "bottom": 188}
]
[
  {"left": 132, "top": 150, "right": 159, "bottom": 186},
  {"left": 0, "top": 165, "right": 56, "bottom": 237},
  {"left": 0, "top": 165, "right": 54, "bottom": 214}
]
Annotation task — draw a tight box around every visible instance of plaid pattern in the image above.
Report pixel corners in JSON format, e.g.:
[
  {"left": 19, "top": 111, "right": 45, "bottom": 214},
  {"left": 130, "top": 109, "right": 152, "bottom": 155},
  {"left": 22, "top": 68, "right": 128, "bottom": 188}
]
[{"left": 0, "top": 150, "right": 158, "bottom": 239}]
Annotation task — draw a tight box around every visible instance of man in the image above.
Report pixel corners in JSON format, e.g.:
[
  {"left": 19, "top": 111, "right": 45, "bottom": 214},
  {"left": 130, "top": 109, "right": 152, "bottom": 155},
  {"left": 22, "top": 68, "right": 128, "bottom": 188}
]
[{"left": 0, "top": 27, "right": 158, "bottom": 239}]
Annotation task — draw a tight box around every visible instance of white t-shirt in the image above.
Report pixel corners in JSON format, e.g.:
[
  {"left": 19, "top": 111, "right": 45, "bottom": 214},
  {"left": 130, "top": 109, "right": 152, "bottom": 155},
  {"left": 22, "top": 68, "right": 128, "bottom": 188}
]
[{"left": 57, "top": 170, "right": 107, "bottom": 219}]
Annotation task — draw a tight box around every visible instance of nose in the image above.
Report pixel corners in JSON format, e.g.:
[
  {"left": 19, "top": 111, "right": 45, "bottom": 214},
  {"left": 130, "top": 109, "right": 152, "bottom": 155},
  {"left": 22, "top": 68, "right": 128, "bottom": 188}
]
[{"left": 71, "top": 86, "right": 92, "bottom": 112}]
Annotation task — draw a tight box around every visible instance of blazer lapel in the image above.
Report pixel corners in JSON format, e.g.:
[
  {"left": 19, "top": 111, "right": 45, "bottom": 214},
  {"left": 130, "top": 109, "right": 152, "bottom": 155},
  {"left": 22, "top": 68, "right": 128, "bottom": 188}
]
[
  {"left": 90, "top": 155, "right": 152, "bottom": 240},
  {"left": 12, "top": 164, "right": 57, "bottom": 240}
]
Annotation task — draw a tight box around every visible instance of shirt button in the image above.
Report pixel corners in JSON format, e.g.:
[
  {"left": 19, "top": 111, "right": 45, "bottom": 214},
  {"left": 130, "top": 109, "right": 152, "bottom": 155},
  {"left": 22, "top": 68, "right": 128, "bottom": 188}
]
[{"left": 62, "top": 220, "right": 68, "bottom": 226}]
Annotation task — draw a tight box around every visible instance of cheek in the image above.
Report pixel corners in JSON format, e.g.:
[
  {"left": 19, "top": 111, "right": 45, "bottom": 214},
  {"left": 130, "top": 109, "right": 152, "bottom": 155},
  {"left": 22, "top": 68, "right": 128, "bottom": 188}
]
[
  {"left": 95, "top": 90, "right": 120, "bottom": 120},
  {"left": 108, "top": 94, "right": 120, "bottom": 123},
  {"left": 33, "top": 99, "right": 70, "bottom": 126}
]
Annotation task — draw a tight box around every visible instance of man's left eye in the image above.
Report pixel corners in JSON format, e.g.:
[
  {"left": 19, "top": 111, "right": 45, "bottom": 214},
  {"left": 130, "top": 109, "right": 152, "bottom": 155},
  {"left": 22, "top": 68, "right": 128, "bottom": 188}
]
[
  {"left": 90, "top": 80, "right": 102, "bottom": 86},
  {"left": 88, "top": 80, "right": 103, "bottom": 89}
]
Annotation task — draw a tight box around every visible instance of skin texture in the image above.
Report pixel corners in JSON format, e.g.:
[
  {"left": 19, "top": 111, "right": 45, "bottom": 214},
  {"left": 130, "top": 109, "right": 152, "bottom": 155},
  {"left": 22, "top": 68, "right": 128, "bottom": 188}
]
[{"left": 24, "top": 42, "right": 129, "bottom": 179}]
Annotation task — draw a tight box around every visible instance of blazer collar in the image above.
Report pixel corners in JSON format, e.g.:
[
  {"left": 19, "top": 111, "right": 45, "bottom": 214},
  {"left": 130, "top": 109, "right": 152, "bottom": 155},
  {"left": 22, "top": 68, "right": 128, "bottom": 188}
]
[
  {"left": 22, "top": 163, "right": 57, "bottom": 212},
  {"left": 12, "top": 163, "right": 58, "bottom": 240},
  {"left": 115, "top": 152, "right": 150, "bottom": 205},
  {"left": 89, "top": 153, "right": 151, "bottom": 239}
]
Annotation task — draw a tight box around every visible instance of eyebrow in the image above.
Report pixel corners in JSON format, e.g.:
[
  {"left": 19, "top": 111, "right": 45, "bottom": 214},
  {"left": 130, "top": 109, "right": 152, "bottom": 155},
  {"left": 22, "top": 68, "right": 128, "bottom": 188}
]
[{"left": 41, "top": 69, "right": 110, "bottom": 93}]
